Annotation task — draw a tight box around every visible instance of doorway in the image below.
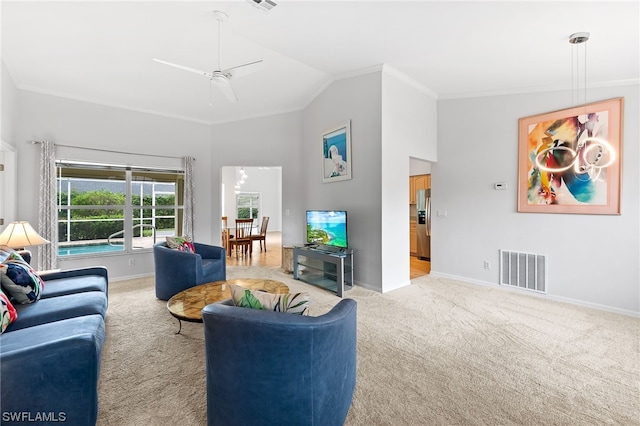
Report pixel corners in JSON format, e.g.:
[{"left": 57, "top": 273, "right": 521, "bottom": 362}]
[
  {"left": 409, "top": 158, "right": 431, "bottom": 279},
  {"left": 220, "top": 166, "right": 282, "bottom": 267}
]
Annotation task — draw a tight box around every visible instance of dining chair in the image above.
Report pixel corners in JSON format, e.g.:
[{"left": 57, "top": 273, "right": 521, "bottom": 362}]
[
  {"left": 229, "top": 218, "right": 253, "bottom": 258},
  {"left": 221, "top": 216, "right": 233, "bottom": 256},
  {"left": 250, "top": 216, "right": 270, "bottom": 252}
]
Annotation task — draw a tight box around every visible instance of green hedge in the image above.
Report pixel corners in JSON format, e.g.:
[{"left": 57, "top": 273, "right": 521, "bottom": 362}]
[
  {"left": 238, "top": 208, "right": 258, "bottom": 219},
  {"left": 59, "top": 220, "right": 124, "bottom": 241},
  {"left": 58, "top": 190, "right": 177, "bottom": 241}
]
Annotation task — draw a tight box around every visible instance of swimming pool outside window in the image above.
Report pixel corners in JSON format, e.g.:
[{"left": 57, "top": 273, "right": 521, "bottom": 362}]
[{"left": 57, "top": 161, "right": 185, "bottom": 257}]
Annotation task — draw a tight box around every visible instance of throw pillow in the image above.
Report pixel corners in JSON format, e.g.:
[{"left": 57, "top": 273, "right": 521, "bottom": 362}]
[
  {"left": 166, "top": 236, "right": 195, "bottom": 253},
  {"left": 0, "top": 288, "right": 18, "bottom": 334},
  {"left": 229, "top": 284, "right": 310, "bottom": 315},
  {"left": 0, "top": 248, "right": 16, "bottom": 263},
  {"left": 0, "top": 251, "right": 45, "bottom": 304}
]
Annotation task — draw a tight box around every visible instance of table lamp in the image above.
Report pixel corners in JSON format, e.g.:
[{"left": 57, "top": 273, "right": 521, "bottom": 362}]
[{"left": 0, "top": 221, "right": 50, "bottom": 250}]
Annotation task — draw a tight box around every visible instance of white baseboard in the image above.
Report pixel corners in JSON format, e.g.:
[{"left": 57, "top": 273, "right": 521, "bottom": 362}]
[
  {"left": 111, "top": 272, "right": 154, "bottom": 282},
  {"left": 355, "top": 279, "right": 412, "bottom": 294},
  {"left": 381, "top": 279, "right": 412, "bottom": 293},
  {"left": 429, "top": 270, "right": 640, "bottom": 318}
]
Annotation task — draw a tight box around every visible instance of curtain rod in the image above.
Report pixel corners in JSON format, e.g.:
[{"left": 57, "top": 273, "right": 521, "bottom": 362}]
[{"left": 30, "top": 140, "right": 194, "bottom": 161}]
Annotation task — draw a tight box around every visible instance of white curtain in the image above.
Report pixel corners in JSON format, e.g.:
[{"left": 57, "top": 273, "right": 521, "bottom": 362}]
[
  {"left": 38, "top": 141, "right": 58, "bottom": 269},
  {"left": 183, "top": 156, "right": 195, "bottom": 240}
]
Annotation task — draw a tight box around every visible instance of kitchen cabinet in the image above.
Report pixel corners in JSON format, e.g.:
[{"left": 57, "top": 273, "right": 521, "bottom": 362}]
[
  {"left": 409, "top": 174, "right": 431, "bottom": 204},
  {"left": 414, "top": 174, "right": 430, "bottom": 191},
  {"left": 410, "top": 220, "right": 417, "bottom": 255},
  {"left": 409, "top": 177, "right": 417, "bottom": 204},
  {"left": 410, "top": 174, "right": 430, "bottom": 256}
]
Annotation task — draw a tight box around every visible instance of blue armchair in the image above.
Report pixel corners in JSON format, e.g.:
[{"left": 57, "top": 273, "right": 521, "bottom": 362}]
[
  {"left": 202, "top": 298, "right": 357, "bottom": 426},
  {"left": 153, "top": 242, "right": 226, "bottom": 300}
]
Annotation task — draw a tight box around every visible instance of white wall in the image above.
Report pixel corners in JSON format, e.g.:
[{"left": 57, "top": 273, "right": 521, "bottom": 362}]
[
  {"left": 14, "top": 90, "right": 212, "bottom": 275},
  {"left": 1, "top": 60, "right": 18, "bottom": 146},
  {"left": 211, "top": 112, "right": 303, "bottom": 248},
  {"left": 8, "top": 71, "right": 637, "bottom": 314},
  {"left": 381, "top": 69, "right": 438, "bottom": 292},
  {"left": 220, "top": 166, "right": 236, "bottom": 224},
  {"left": 12, "top": 90, "right": 300, "bottom": 277},
  {"left": 433, "top": 84, "right": 640, "bottom": 315},
  {"left": 0, "top": 60, "right": 19, "bottom": 226},
  {"left": 302, "top": 72, "right": 384, "bottom": 290},
  {"left": 410, "top": 158, "right": 431, "bottom": 175},
  {"left": 220, "top": 166, "right": 282, "bottom": 231}
]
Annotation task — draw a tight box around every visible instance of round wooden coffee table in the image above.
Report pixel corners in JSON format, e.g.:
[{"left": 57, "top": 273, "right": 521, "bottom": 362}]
[{"left": 167, "top": 278, "right": 289, "bottom": 333}]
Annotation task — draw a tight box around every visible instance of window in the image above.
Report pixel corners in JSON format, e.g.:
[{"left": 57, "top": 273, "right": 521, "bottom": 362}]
[
  {"left": 57, "top": 161, "right": 185, "bottom": 257},
  {"left": 236, "top": 193, "right": 260, "bottom": 220}
]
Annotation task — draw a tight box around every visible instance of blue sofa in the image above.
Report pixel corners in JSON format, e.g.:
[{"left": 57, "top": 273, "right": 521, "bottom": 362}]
[
  {"left": 202, "top": 298, "right": 357, "bottom": 426},
  {"left": 153, "top": 241, "right": 226, "bottom": 300},
  {"left": 0, "top": 266, "right": 109, "bottom": 426}
]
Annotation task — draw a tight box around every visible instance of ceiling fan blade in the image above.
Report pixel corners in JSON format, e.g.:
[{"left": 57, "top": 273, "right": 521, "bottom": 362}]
[
  {"left": 153, "top": 58, "right": 212, "bottom": 78},
  {"left": 214, "top": 77, "right": 238, "bottom": 103},
  {"left": 221, "top": 60, "right": 264, "bottom": 79}
]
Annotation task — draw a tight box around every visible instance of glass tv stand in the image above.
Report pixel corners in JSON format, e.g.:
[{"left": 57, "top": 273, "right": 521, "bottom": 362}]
[{"left": 292, "top": 245, "right": 354, "bottom": 297}]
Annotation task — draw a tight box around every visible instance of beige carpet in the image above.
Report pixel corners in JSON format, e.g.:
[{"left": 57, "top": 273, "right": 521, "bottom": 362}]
[{"left": 97, "top": 266, "right": 640, "bottom": 425}]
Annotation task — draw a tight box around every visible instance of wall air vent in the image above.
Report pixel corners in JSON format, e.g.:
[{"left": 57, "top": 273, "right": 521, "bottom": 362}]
[
  {"left": 499, "top": 250, "right": 547, "bottom": 293},
  {"left": 247, "top": 0, "right": 277, "bottom": 12}
]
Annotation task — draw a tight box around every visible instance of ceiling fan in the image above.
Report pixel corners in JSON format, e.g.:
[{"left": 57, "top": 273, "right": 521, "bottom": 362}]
[{"left": 153, "top": 10, "right": 263, "bottom": 103}]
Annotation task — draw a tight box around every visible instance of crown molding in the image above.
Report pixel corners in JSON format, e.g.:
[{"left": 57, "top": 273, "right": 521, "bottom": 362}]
[
  {"left": 438, "top": 78, "right": 640, "bottom": 100},
  {"left": 16, "top": 75, "right": 639, "bottom": 128},
  {"left": 333, "top": 63, "right": 439, "bottom": 99},
  {"left": 381, "top": 64, "right": 439, "bottom": 99},
  {"left": 16, "top": 84, "right": 214, "bottom": 125},
  {"left": 17, "top": 84, "right": 312, "bottom": 127},
  {"left": 334, "top": 64, "right": 384, "bottom": 81},
  {"left": 300, "top": 76, "right": 335, "bottom": 110},
  {"left": 207, "top": 105, "right": 304, "bottom": 126}
]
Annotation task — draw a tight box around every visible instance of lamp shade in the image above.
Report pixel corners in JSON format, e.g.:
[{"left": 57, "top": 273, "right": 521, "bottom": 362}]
[{"left": 0, "top": 221, "right": 50, "bottom": 249}]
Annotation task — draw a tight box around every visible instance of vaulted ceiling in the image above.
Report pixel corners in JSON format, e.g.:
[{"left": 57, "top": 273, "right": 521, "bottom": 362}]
[{"left": 2, "top": 1, "right": 638, "bottom": 124}]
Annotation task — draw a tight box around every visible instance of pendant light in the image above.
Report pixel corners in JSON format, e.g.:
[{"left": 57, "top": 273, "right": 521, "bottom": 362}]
[
  {"left": 535, "top": 32, "right": 615, "bottom": 179},
  {"left": 567, "top": 32, "right": 615, "bottom": 180},
  {"left": 569, "top": 32, "right": 590, "bottom": 107}
]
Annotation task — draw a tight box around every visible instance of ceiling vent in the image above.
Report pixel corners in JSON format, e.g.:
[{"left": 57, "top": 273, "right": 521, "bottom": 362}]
[{"left": 247, "top": 0, "right": 277, "bottom": 12}]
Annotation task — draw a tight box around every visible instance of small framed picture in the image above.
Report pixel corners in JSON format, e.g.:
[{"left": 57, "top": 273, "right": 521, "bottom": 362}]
[{"left": 322, "top": 120, "right": 352, "bottom": 183}]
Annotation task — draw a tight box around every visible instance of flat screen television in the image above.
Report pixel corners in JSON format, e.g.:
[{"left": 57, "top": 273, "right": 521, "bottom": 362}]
[{"left": 306, "top": 210, "right": 348, "bottom": 249}]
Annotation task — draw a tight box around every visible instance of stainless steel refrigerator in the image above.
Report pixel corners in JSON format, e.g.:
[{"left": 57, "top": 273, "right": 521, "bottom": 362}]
[{"left": 416, "top": 189, "right": 431, "bottom": 260}]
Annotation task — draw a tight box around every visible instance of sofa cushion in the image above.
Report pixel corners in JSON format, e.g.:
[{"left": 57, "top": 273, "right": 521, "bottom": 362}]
[
  {"left": 0, "top": 289, "right": 18, "bottom": 333},
  {"left": 166, "top": 236, "right": 195, "bottom": 253},
  {"left": 6, "top": 291, "right": 108, "bottom": 332},
  {"left": 0, "top": 314, "right": 106, "bottom": 425},
  {"left": 0, "top": 250, "right": 44, "bottom": 304},
  {"left": 229, "top": 284, "right": 310, "bottom": 315},
  {"left": 40, "top": 274, "right": 107, "bottom": 299},
  {"left": 201, "top": 258, "right": 219, "bottom": 277}
]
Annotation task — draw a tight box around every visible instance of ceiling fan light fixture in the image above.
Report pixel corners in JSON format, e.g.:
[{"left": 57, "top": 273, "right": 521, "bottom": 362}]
[
  {"left": 153, "top": 9, "right": 263, "bottom": 104},
  {"left": 211, "top": 72, "right": 227, "bottom": 83},
  {"left": 213, "top": 10, "right": 228, "bottom": 23},
  {"left": 246, "top": 0, "right": 277, "bottom": 12}
]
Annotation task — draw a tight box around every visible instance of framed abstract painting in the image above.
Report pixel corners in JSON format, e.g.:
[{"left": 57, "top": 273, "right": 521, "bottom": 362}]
[
  {"left": 517, "top": 98, "right": 623, "bottom": 214},
  {"left": 322, "top": 120, "right": 352, "bottom": 183}
]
